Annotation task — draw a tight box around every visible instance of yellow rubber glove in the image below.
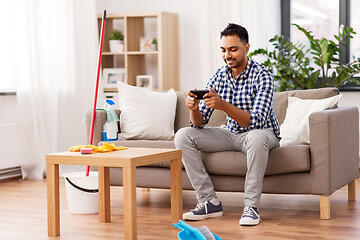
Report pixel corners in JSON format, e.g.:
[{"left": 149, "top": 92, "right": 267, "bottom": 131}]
[
  {"left": 69, "top": 143, "right": 127, "bottom": 153},
  {"left": 69, "top": 145, "right": 94, "bottom": 152}
]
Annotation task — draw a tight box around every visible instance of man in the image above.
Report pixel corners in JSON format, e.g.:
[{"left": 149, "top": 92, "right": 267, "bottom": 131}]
[{"left": 174, "top": 23, "right": 280, "bottom": 226}]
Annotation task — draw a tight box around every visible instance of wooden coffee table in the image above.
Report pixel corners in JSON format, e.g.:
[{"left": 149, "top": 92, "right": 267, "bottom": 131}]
[{"left": 46, "top": 148, "right": 183, "bottom": 240}]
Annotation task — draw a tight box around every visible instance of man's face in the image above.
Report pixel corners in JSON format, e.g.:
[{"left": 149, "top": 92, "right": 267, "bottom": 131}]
[{"left": 220, "top": 35, "right": 250, "bottom": 70}]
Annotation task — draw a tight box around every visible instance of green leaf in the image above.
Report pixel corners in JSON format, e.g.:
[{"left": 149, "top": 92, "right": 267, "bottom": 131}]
[{"left": 248, "top": 48, "right": 268, "bottom": 58}]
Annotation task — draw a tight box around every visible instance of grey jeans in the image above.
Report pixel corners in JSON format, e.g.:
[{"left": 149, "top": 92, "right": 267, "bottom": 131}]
[{"left": 174, "top": 126, "right": 280, "bottom": 208}]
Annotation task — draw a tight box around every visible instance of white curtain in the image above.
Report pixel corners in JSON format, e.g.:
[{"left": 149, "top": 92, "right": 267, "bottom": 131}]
[
  {"left": 199, "top": 0, "right": 281, "bottom": 86},
  {"left": 4, "top": 0, "right": 98, "bottom": 179}
]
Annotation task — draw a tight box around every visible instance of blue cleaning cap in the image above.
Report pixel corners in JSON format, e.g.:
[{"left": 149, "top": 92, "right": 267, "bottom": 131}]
[{"left": 105, "top": 99, "right": 115, "bottom": 105}]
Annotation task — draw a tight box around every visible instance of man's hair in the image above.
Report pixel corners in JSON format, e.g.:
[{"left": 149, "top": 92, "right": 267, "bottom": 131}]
[{"left": 220, "top": 23, "right": 249, "bottom": 43}]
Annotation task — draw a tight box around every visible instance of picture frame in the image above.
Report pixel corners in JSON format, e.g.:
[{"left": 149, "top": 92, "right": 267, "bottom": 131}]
[
  {"left": 139, "top": 37, "right": 151, "bottom": 52},
  {"left": 103, "top": 68, "right": 125, "bottom": 88},
  {"left": 136, "top": 75, "right": 153, "bottom": 89}
]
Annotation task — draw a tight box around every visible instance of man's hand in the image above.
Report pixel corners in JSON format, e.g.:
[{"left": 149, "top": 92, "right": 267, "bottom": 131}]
[
  {"left": 186, "top": 90, "right": 200, "bottom": 111},
  {"left": 186, "top": 89, "right": 204, "bottom": 127},
  {"left": 204, "top": 87, "right": 224, "bottom": 110}
]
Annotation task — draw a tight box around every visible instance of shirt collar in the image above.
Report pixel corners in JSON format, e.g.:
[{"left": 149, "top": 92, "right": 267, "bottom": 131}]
[{"left": 225, "top": 57, "right": 252, "bottom": 80}]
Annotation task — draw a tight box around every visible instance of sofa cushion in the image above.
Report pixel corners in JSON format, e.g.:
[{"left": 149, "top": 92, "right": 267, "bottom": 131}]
[
  {"left": 273, "top": 87, "right": 339, "bottom": 125},
  {"left": 201, "top": 145, "right": 310, "bottom": 176},
  {"left": 117, "top": 82, "right": 177, "bottom": 140},
  {"left": 280, "top": 94, "right": 342, "bottom": 146}
]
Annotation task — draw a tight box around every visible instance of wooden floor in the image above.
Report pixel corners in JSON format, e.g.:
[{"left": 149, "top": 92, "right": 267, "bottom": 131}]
[{"left": 1, "top": 178, "right": 360, "bottom": 240}]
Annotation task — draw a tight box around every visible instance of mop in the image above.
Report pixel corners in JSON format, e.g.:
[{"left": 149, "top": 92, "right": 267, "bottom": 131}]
[{"left": 84, "top": 10, "right": 106, "bottom": 176}]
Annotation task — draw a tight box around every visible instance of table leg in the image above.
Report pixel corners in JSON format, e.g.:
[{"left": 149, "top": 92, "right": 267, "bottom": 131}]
[
  {"left": 98, "top": 166, "right": 111, "bottom": 223},
  {"left": 47, "top": 163, "right": 60, "bottom": 236},
  {"left": 170, "top": 157, "right": 183, "bottom": 223},
  {"left": 123, "top": 166, "right": 137, "bottom": 240}
]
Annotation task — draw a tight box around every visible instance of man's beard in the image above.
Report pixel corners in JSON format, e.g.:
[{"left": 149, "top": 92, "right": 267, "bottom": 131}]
[{"left": 224, "top": 58, "right": 241, "bottom": 68}]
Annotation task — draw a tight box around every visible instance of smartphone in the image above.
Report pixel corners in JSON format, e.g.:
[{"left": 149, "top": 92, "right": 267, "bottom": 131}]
[{"left": 190, "top": 89, "right": 209, "bottom": 100}]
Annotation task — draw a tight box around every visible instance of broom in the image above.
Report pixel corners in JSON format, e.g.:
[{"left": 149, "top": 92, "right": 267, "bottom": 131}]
[{"left": 85, "top": 10, "right": 106, "bottom": 177}]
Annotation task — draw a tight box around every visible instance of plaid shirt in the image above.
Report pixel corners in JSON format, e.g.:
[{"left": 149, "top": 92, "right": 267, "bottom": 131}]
[{"left": 191, "top": 58, "right": 280, "bottom": 139}]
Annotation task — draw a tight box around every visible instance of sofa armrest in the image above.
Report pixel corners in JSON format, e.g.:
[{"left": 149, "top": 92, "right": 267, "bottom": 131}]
[
  {"left": 309, "top": 106, "right": 359, "bottom": 194},
  {"left": 84, "top": 110, "right": 107, "bottom": 146}
]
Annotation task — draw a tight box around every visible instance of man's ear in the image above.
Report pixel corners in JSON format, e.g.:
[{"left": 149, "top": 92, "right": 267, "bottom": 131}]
[{"left": 245, "top": 43, "right": 250, "bottom": 54}]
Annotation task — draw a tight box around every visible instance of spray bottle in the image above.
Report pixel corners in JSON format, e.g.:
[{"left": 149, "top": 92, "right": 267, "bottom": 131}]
[{"left": 102, "top": 99, "right": 119, "bottom": 141}]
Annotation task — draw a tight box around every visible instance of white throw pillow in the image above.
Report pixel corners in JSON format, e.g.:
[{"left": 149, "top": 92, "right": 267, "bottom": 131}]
[
  {"left": 280, "top": 94, "right": 342, "bottom": 147},
  {"left": 117, "top": 82, "right": 177, "bottom": 140}
]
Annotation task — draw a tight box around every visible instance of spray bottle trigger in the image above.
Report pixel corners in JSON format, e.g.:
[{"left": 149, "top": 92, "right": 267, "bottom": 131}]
[{"left": 105, "top": 99, "right": 115, "bottom": 105}]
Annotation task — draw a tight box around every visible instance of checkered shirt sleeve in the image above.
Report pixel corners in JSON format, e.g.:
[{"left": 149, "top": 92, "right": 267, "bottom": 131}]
[{"left": 248, "top": 72, "right": 274, "bottom": 129}]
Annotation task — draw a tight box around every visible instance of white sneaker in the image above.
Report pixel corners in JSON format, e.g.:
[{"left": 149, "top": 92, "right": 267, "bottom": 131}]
[{"left": 239, "top": 205, "right": 261, "bottom": 226}]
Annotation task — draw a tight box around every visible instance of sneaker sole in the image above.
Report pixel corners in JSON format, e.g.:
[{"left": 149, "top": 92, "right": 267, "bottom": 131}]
[
  {"left": 239, "top": 218, "right": 260, "bottom": 226},
  {"left": 183, "top": 211, "right": 223, "bottom": 221}
]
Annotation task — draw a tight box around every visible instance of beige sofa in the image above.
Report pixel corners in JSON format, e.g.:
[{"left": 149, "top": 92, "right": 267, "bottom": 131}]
[{"left": 85, "top": 87, "right": 359, "bottom": 219}]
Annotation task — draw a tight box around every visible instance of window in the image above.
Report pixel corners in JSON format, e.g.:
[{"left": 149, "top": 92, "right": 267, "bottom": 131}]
[
  {"left": 281, "top": 0, "right": 360, "bottom": 90},
  {"left": 291, "top": 0, "right": 339, "bottom": 42},
  {"left": 350, "top": 0, "right": 360, "bottom": 61}
]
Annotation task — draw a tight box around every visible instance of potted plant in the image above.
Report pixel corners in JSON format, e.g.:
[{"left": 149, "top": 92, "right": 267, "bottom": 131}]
[
  {"left": 151, "top": 37, "right": 157, "bottom": 51},
  {"left": 109, "top": 30, "right": 124, "bottom": 52},
  {"left": 249, "top": 24, "right": 360, "bottom": 91}
]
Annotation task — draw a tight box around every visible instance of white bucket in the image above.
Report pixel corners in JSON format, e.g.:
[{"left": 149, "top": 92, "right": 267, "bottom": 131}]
[{"left": 63, "top": 171, "right": 99, "bottom": 214}]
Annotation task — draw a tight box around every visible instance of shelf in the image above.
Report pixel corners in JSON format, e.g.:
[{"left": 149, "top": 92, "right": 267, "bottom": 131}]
[
  {"left": 99, "top": 12, "right": 161, "bottom": 18},
  {"left": 102, "top": 52, "right": 125, "bottom": 56},
  {"left": 127, "top": 51, "right": 158, "bottom": 55},
  {"left": 98, "top": 11, "right": 179, "bottom": 91},
  {"left": 102, "top": 51, "right": 158, "bottom": 55},
  {"left": 104, "top": 87, "right": 162, "bottom": 93},
  {"left": 104, "top": 88, "right": 118, "bottom": 92}
]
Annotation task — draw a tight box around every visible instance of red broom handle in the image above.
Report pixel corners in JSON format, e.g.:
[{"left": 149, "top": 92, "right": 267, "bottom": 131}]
[{"left": 86, "top": 10, "right": 106, "bottom": 176}]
